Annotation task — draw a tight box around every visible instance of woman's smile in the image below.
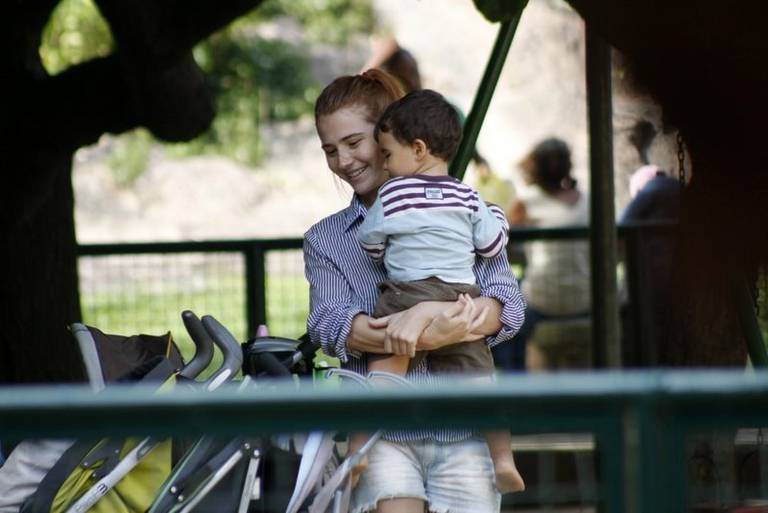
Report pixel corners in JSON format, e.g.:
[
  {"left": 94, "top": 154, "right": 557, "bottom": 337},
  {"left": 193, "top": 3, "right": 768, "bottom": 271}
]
[{"left": 316, "top": 106, "right": 389, "bottom": 205}]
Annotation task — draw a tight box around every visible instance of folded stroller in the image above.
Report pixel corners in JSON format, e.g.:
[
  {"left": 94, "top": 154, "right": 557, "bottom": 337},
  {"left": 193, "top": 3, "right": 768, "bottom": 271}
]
[
  {"left": 285, "top": 371, "right": 413, "bottom": 513},
  {"left": 16, "top": 310, "right": 239, "bottom": 513},
  {"left": 146, "top": 320, "right": 324, "bottom": 513},
  {"left": 6, "top": 313, "right": 325, "bottom": 513}
]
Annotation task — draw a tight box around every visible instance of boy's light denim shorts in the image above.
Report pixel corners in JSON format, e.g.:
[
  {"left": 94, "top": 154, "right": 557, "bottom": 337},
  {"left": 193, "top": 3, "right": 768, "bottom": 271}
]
[{"left": 351, "top": 437, "right": 501, "bottom": 513}]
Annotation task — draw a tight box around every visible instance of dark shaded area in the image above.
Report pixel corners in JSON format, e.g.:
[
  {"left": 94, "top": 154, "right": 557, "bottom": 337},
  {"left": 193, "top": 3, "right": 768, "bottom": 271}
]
[
  {"left": 568, "top": 0, "right": 767, "bottom": 365},
  {"left": 1, "top": 0, "right": 264, "bottom": 383}
]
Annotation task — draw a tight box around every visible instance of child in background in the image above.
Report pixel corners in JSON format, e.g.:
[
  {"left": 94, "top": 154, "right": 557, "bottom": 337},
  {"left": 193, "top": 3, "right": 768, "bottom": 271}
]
[{"left": 357, "top": 89, "right": 525, "bottom": 493}]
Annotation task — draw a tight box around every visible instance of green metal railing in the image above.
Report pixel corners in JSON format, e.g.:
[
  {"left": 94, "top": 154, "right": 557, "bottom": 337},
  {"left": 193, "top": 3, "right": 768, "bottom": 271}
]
[
  {"left": 79, "top": 237, "right": 304, "bottom": 340},
  {"left": 2, "top": 370, "right": 768, "bottom": 512},
  {"left": 77, "top": 223, "right": 768, "bottom": 368}
]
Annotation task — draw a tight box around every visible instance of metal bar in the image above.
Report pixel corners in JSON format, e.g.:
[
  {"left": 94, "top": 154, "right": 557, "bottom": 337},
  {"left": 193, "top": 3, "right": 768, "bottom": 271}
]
[
  {"left": 731, "top": 273, "right": 768, "bottom": 367},
  {"left": 245, "top": 246, "right": 267, "bottom": 337},
  {"left": 449, "top": 13, "right": 523, "bottom": 181},
  {"left": 3, "top": 371, "right": 768, "bottom": 439},
  {"left": 595, "top": 419, "right": 625, "bottom": 513},
  {"left": 585, "top": 25, "right": 620, "bottom": 368},
  {"left": 76, "top": 224, "right": 675, "bottom": 256},
  {"left": 622, "top": 398, "right": 686, "bottom": 513},
  {"left": 78, "top": 238, "right": 303, "bottom": 256}
]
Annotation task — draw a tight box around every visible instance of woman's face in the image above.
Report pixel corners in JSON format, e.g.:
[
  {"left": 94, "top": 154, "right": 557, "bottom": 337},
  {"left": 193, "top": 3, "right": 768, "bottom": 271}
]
[{"left": 317, "top": 106, "right": 388, "bottom": 206}]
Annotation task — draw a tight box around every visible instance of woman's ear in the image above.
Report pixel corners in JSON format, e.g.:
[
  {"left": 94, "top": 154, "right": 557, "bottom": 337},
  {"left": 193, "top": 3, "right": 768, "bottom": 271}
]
[{"left": 412, "top": 139, "right": 429, "bottom": 160}]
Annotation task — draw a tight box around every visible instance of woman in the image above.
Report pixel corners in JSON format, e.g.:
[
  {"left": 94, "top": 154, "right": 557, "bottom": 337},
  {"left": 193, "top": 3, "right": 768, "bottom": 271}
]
[
  {"left": 304, "top": 69, "right": 525, "bottom": 513},
  {"left": 499, "top": 137, "right": 590, "bottom": 370}
]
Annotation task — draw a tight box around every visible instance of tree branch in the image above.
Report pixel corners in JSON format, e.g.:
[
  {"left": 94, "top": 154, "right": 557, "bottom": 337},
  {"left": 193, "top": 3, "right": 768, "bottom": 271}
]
[{"left": 95, "top": 0, "right": 266, "bottom": 66}]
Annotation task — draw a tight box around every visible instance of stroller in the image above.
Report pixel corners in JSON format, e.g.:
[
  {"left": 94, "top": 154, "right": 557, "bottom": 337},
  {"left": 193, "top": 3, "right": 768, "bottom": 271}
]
[
  {"left": 14, "top": 311, "right": 246, "bottom": 513},
  {"left": 1, "top": 313, "right": 376, "bottom": 513}
]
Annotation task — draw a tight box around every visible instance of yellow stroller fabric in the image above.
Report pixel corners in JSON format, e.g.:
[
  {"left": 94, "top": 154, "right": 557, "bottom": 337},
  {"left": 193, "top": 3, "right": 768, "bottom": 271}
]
[{"left": 50, "top": 437, "right": 172, "bottom": 513}]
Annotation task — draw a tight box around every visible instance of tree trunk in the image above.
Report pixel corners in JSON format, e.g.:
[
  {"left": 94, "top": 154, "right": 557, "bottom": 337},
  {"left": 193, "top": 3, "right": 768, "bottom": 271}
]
[
  {"left": 1, "top": 0, "right": 263, "bottom": 383},
  {"left": 1, "top": 156, "right": 85, "bottom": 383}
]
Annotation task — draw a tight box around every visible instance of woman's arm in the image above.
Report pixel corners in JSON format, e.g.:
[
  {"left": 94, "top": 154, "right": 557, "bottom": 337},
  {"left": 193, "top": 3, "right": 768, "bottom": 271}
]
[
  {"left": 305, "top": 233, "right": 386, "bottom": 362},
  {"left": 347, "top": 313, "right": 387, "bottom": 354},
  {"left": 367, "top": 296, "right": 490, "bottom": 355},
  {"left": 474, "top": 247, "right": 527, "bottom": 349}
]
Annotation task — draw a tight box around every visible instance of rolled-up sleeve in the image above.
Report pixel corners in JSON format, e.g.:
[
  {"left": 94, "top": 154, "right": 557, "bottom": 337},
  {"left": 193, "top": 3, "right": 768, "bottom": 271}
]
[
  {"left": 304, "top": 232, "right": 365, "bottom": 363},
  {"left": 474, "top": 250, "right": 526, "bottom": 348}
]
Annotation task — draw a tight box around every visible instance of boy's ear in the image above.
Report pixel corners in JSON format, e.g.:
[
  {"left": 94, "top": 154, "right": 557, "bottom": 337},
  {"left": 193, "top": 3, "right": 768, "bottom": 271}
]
[{"left": 412, "top": 139, "right": 429, "bottom": 160}]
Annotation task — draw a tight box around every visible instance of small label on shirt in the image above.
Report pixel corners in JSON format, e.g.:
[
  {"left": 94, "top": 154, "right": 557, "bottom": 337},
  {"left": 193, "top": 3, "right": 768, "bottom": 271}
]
[{"left": 424, "top": 187, "right": 443, "bottom": 200}]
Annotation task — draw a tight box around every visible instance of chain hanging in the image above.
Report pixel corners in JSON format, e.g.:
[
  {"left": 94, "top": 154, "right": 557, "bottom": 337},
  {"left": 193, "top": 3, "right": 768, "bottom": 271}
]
[
  {"left": 756, "top": 265, "right": 765, "bottom": 317},
  {"left": 676, "top": 132, "right": 686, "bottom": 190}
]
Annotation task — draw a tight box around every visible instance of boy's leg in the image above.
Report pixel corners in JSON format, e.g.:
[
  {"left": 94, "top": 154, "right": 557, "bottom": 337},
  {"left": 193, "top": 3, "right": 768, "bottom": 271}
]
[
  {"left": 350, "top": 355, "right": 410, "bottom": 486},
  {"left": 367, "top": 354, "right": 410, "bottom": 375},
  {"left": 350, "top": 284, "right": 425, "bottom": 487},
  {"left": 431, "top": 342, "right": 526, "bottom": 494},
  {"left": 484, "top": 430, "right": 525, "bottom": 493}
]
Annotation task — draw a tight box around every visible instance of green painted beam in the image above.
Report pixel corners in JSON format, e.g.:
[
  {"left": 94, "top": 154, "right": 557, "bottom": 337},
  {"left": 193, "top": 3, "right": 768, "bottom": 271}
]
[
  {"left": 585, "top": 25, "right": 621, "bottom": 368},
  {"left": 449, "top": 13, "right": 523, "bottom": 180},
  {"left": 2, "top": 371, "right": 768, "bottom": 439}
]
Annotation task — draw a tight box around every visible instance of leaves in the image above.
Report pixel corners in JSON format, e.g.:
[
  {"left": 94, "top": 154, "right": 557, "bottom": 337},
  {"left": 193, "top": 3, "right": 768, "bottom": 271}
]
[
  {"left": 41, "top": 0, "right": 374, "bottom": 170},
  {"left": 40, "top": 0, "right": 114, "bottom": 75}
]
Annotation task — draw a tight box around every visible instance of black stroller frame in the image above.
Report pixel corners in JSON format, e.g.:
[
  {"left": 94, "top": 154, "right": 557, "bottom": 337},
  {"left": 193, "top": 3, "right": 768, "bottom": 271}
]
[{"left": 4, "top": 310, "right": 382, "bottom": 513}]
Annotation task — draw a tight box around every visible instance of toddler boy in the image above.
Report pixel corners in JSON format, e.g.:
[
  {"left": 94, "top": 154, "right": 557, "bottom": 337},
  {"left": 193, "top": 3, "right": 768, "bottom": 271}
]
[{"left": 357, "top": 89, "right": 525, "bottom": 493}]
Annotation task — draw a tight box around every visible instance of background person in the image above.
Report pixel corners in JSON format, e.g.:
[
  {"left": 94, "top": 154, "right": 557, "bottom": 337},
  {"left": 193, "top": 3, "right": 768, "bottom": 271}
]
[
  {"left": 498, "top": 137, "right": 590, "bottom": 371},
  {"left": 305, "top": 69, "right": 525, "bottom": 513},
  {"left": 619, "top": 120, "right": 681, "bottom": 365}
]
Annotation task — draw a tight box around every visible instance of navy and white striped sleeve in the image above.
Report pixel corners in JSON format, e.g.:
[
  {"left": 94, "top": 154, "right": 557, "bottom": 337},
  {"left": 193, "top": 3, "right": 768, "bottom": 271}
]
[
  {"left": 473, "top": 248, "right": 526, "bottom": 348},
  {"left": 304, "top": 231, "right": 365, "bottom": 362},
  {"left": 357, "top": 198, "right": 386, "bottom": 262},
  {"left": 487, "top": 203, "right": 510, "bottom": 233},
  {"left": 472, "top": 200, "right": 509, "bottom": 259}
]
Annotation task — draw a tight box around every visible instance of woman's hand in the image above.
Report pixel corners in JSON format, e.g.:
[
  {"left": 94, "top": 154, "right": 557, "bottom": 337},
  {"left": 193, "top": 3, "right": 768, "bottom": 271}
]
[
  {"left": 417, "top": 294, "right": 489, "bottom": 351},
  {"left": 368, "top": 302, "right": 442, "bottom": 357}
]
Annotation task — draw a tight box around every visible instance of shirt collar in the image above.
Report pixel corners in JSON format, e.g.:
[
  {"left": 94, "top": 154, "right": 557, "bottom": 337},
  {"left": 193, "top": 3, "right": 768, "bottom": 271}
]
[{"left": 343, "top": 195, "right": 368, "bottom": 232}]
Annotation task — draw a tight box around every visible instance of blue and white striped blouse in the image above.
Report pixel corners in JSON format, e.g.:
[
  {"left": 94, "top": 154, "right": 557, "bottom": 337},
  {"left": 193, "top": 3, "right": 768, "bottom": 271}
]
[{"left": 304, "top": 194, "right": 526, "bottom": 442}]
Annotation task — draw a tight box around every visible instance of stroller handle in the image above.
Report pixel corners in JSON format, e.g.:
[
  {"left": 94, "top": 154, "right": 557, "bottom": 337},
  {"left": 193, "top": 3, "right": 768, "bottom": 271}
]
[
  {"left": 201, "top": 315, "right": 244, "bottom": 390},
  {"left": 178, "top": 310, "right": 215, "bottom": 380},
  {"left": 251, "top": 351, "right": 293, "bottom": 377}
]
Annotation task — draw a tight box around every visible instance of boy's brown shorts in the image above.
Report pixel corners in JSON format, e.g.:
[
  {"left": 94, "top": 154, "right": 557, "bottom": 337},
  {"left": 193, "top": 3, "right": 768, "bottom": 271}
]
[{"left": 369, "top": 276, "right": 494, "bottom": 375}]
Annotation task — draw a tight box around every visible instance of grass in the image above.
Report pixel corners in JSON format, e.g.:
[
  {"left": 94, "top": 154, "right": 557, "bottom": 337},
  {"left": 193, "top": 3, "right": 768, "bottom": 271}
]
[{"left": 79, "top": 269, "right": 315, "bottom": 377}]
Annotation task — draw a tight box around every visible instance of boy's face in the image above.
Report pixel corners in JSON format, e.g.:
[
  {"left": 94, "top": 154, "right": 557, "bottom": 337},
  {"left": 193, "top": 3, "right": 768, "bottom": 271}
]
[{"left": 378, "top": 131, "right": 420, "bottom": 177}]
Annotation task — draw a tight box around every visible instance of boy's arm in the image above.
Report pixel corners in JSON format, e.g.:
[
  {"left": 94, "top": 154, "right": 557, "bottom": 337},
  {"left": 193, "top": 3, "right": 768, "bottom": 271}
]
[
  {"left": 358, "top": 198, "right": 387, "bottom": 262},
  {"left": 473, "top": 198, "right": 509, "bottom": 259}
]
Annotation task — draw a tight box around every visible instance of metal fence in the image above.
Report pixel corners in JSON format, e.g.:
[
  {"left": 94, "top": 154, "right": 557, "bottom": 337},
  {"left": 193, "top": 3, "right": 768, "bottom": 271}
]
[
  {"left": 78, "top": 238, "right": 305, "bottom": 358},
  {"left": 71, "top": 227, "right": 613, "bottom": 358},
  {"left": 2, "top": 371, "right": 767, "bottom": 512},
  {"left": 77, "top": 224, "right": 675, "bottom": 366}
]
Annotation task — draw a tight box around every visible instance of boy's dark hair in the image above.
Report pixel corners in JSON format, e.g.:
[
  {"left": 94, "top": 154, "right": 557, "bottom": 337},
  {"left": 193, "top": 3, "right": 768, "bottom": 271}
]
[{"left": 375, "top": 89, "right": 462, "bottom": 161}]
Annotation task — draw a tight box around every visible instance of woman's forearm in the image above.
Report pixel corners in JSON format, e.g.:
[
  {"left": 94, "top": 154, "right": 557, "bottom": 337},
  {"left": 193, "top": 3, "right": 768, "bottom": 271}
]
[
  {"left": 417, "top": 296, "right": 504, "bottom": 350},
  {"left": 346, "top": 313, "right": 388, "bottom": 354},
  {"left": 473, "top": 296, "right": 503, "bottom": 335}
]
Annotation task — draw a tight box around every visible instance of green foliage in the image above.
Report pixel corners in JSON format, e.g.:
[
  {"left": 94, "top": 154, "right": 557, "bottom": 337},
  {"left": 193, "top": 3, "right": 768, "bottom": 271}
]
[
  {"left": 262, "top": 0, "right": 375, "bottom": 45},
  {"left": 40, "top": 0, "right": 113, "bottom": 75},
  {"left": 106, "top": 128, "right": 152, "bottom": 186},
  {"left": 473, "top": 0, "right": 529, "bottom": 23},
  {"left": 40, "top": 0, "right": 374, "bottom": 171},
  {"left": 171, "top": 33, "right": 320, "bottom": 165},
  {"left": 173, "top": 0, "right": 374, "bottom": 165}
]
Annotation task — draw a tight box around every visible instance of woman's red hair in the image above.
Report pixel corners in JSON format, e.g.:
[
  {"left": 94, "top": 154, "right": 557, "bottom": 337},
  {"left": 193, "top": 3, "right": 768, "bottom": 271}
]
[{"left": 315, "top": 69, "right": 405, "bottom": 124}]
